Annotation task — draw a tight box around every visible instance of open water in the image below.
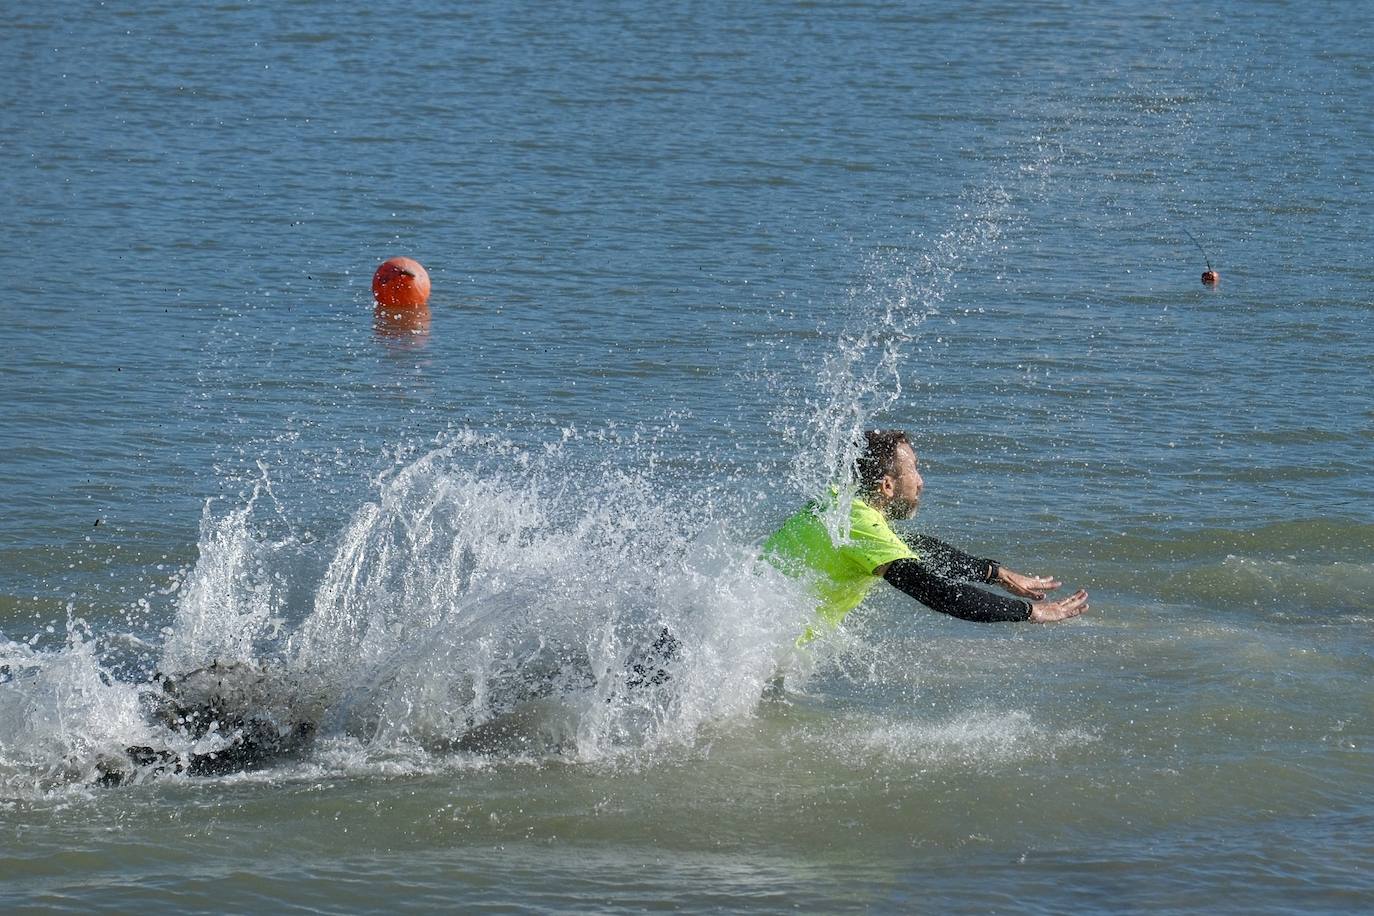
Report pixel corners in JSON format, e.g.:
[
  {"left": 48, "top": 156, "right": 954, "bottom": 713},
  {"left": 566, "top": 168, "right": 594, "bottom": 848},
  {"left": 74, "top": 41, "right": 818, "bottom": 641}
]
[{"left": 2, "top": 1, "right": 1372, "bottom": 912}]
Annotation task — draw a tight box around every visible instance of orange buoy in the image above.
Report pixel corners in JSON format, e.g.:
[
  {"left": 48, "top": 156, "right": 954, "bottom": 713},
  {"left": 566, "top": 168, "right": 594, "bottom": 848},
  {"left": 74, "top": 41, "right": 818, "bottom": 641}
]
[
  {"left": 1201, "top": 270, "right": 1219, "bottom": 285},
  {"left": 372, "top": 257, "right": 431, "bottom": 307}
]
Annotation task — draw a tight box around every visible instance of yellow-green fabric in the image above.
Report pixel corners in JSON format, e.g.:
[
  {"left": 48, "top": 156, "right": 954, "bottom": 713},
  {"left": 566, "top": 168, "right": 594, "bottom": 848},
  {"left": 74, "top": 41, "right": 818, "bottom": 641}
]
[{"left": 763, "top": 495, "right": 916, "bottom": 629}]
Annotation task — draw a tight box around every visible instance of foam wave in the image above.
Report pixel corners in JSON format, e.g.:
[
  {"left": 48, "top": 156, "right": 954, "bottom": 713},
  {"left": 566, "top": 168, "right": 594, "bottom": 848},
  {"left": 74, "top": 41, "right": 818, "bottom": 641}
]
[{"left": 845, "top": 709, "right": 1097, "bottom": 767}]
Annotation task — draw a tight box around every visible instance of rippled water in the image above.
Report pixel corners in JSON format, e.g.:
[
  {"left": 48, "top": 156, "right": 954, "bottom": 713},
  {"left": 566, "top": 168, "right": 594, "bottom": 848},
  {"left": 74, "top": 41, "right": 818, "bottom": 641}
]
[{"left": 3, "top": 0, "right": 1372, "bottom": 912}]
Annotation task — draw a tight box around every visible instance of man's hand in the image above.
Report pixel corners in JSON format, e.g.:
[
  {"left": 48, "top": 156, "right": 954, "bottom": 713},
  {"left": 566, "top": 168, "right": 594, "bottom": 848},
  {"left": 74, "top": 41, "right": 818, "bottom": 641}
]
[
  {"left": 995, "top": 567, "right": 1062, "bottom": 600},
  {"left": 1029, "top": 589, "right": 1089, "bottom": 623}
]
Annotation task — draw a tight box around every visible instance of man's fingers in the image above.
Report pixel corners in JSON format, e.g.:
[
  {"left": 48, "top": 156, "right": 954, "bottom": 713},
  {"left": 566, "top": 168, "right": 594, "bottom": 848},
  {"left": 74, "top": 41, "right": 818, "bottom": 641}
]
[
  {"left": 1064, "top": 589, "right": 1089, "bottom": 617},
  {"left": 1013, "top": 574, "right": 1062, "bottom": 601},
  {"left": 1031, "top": 589, "right": 1089, "bottom": 622},
  {"left": 1030, "top": 576, "right": 1060, "bottom": 600}
]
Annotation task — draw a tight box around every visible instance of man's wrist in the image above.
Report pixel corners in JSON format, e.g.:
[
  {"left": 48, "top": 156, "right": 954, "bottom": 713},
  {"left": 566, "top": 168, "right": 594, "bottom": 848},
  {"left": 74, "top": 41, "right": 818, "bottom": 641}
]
[{"left": 985, "top": 562, "right": 1001, "bottom": 584}]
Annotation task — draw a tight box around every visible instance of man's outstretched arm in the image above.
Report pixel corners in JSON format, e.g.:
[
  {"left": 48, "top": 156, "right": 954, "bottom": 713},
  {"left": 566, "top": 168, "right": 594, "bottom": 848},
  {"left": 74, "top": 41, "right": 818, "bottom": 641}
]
[
  {"left": 900, "top": 532, "right": 1000, "bottom": 583},
  {"left": 900, "top": 532, "right": 1063, "bottom": 601},
  {"left": 881, "top": 557, "right": 1031, "bottom": 622},
  {"left": 880, "top": 557, "right": 1089, "bottom": 624}
]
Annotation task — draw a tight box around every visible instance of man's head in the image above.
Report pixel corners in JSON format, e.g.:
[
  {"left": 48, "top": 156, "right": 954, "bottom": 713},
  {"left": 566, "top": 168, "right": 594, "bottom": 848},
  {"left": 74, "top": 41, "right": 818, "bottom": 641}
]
[{"left": 856, "top": 429, "right": 923, "bottom": 519}]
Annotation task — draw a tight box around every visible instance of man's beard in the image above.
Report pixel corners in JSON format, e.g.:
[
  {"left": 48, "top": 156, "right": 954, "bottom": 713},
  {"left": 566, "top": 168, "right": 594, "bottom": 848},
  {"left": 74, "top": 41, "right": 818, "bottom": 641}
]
[{"left": 887, "top": 496, "right": 920, "bottom": 520}]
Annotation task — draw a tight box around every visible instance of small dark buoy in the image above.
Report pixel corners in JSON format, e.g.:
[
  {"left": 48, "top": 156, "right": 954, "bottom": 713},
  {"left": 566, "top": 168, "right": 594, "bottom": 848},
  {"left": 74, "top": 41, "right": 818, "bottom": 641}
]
[
  {"left": 371, "top": 257, "right": 431, "bottom": 308},
  {"left": 1180, "top": 225, "right": 1220, "bottom": 288}
]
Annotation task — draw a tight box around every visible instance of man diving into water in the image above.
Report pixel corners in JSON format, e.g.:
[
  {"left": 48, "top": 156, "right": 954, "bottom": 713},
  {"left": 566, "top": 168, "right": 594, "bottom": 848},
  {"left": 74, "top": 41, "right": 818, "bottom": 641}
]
[
  {"left": 103, "top": 429, "right": 1082, "bottom": 784},
  {"left": 764, "top": 429, "right": 1089, "bottom": 631},
  {"left": 643, "top": 429, "right": 1088, "bottom": 689}
]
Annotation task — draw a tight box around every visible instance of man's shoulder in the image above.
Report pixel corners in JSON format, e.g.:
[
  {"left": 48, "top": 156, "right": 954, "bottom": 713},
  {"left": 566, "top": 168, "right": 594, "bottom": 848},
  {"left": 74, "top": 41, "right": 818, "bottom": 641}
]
[
  {"left": 848, "top": 498, "right": 896, "bottom": 534},
  {"left": 763, "top": 500, "right": 823, "bottom": 549}
]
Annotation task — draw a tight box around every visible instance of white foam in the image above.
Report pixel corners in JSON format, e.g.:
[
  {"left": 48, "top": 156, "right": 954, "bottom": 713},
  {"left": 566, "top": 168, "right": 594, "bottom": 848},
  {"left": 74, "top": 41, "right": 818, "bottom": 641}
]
[
  {"left": 0, "top": 623, "right": 165, "bottom": 794},
  {"left": 846, "top": 709, "right": 1097, "bottom": 768}
]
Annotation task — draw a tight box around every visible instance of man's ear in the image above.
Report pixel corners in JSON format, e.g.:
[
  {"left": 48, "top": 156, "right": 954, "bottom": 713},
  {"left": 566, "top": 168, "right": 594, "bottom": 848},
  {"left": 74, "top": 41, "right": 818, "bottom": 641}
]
[{"left": 878, "top": 473, "right": 896, "bottom": 498}]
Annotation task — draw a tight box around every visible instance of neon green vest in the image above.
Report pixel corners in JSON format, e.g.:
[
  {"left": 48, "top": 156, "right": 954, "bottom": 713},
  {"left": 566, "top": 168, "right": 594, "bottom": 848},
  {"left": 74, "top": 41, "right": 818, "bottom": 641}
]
[{"left": 763, "top": 494, "right": 915, "bottom": 630}]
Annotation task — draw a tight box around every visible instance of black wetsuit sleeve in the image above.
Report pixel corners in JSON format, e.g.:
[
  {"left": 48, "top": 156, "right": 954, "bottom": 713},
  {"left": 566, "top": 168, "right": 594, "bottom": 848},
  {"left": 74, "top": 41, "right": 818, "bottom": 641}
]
[
  {"left": 899, "top": 532, "right": 1000, "bottom": 583},
  {"left": 883, "top": 557, "right": 1032, "bottom": 623}
]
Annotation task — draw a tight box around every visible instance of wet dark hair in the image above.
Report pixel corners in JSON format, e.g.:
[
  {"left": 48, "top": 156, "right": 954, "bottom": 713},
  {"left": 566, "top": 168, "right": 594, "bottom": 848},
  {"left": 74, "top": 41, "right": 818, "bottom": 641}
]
[{"left": 855, "top": 429, "right": 911, "bottom": 494}]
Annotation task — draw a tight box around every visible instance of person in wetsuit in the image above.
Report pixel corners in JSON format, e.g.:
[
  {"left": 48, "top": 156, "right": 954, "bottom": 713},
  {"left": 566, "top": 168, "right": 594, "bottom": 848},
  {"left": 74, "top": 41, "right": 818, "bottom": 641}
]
[{"left": 764, "top": 429, "right": 1089, "bottom": 633}]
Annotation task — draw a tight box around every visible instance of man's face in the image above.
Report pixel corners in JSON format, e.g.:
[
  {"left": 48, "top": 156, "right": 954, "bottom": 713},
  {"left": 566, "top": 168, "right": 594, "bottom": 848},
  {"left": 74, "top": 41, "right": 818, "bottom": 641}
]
[{"left": 884, "top": 443, "right": 924, "bottom": 520}]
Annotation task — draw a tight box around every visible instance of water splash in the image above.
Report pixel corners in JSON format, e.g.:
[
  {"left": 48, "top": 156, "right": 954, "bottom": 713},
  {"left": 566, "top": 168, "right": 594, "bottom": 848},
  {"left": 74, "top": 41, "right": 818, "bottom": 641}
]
[
  {"left": 159, "top": 470, "right": 292, "bottom": 674},
  {"left": 0, "top": 432, "right": 811, "bottom": 796},
  {"left": 784, "top": 182, "right": 1022, "bottom": 542}
]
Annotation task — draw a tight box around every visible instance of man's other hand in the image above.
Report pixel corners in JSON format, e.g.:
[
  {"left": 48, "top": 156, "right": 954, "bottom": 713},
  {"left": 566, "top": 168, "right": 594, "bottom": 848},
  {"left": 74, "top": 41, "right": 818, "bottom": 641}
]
[{"left": 1029, "top": 589, "right": 1090, "bottom": 623}]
